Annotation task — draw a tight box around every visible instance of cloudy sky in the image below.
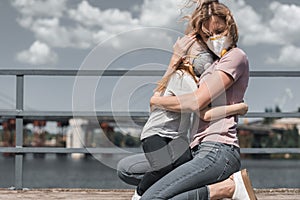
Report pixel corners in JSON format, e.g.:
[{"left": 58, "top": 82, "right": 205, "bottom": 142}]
[{"left": 1, "top": 0, "right": 300, "bottom": 114}]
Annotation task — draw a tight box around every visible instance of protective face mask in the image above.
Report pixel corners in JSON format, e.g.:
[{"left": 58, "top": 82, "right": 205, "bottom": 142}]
[{"left": 206, "top": 35, "right": 231, "bottom": 57}]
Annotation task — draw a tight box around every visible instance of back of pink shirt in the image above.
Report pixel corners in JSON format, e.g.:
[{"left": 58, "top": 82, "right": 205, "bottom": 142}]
[{"left": 190, "top": 48, "right": 249, "bottom": 148}]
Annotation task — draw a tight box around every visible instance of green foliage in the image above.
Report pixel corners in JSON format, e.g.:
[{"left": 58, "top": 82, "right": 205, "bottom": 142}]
[
  {"left": 104, "top": 130, "right": 141, "bottom": 147},
  {"left": 263, "top": 105, "right": 282, "bottom": 124},
  {"left": 240, "top": 109, "right": 300, "bottom": 159}
]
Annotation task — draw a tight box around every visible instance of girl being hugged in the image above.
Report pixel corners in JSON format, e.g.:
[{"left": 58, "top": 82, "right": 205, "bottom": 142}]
[{"left": 140, "top": 0, "right": 257, "bottom": 199}]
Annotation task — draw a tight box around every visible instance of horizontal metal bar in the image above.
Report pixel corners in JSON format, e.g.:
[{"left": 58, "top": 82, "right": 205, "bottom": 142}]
[
  {"left": 0, "top": 70, "right": 300, "bottom": 77},
  {"left": 0, "top": 70, "right": 165, "bottom": 76},
  {"left": 0, "top": 147, "right": 142, "bottom": 154},
  {"left": 250, "top": 71, "right": 300, "bottom": 77},
  {"left": 0, "top": 110, "right": 299, "bottom": 119},
  {"left": 0, "top": 110, "right": 149, "bottom": 117},
  {"left": 240, "top": 148, "right": 300, "bottom": 154},
  {"left": 0, "top": 147, "right": 299, "bottom": 154},
  {"left": 0, "top": 110, "right": 150, "bottom": 122},
  {"left": 243, "top": 112, "right": 300, "bottom": 118}
]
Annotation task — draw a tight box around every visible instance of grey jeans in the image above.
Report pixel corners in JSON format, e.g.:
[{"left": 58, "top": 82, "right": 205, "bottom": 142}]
[{"left": 117, "top": 141, "right": 240, "bottom": 200}]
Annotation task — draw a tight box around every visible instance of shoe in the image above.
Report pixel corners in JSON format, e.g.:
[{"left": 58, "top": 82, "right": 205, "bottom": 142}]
[
  {"left": 131, "top": 190, "right": 141, "bottom": 200},
  {"left": 232, "top": 169, "right": 257, "bottom": 200}
]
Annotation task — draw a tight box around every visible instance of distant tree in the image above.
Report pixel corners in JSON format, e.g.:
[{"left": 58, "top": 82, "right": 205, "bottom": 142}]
[
  {"left": 265, "top": 108, "right": 273, "bottom": 113},
  {"left": 274, "top": 105, "right": 282, "bottom": 120},
  {"left": 275, "top": 105, "right": 281, "bottom": 113},
  {"left": 112, "top": 131, "right": 124, "bottom": 147},
  {"left": 283, "top": 126, "right": 299, "bottom": 148},
  {"left": 263, "top": 107, "right": 274, "bottom": 124},
  {"left": 263, "top": 105, "right": 283, "bottom": 124},
  {"left": 124, "top": 135, "right": 134, "bottom": 147}
]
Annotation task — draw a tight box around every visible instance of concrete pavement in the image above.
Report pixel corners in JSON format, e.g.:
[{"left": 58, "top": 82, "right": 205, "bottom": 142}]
[{"left": 0, "top": 189, "right": 299, "bottom": 200}]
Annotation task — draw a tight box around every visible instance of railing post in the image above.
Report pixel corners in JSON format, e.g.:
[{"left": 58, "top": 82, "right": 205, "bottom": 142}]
[{"left": 15, "top": 75, "right": 24, "bottom": 190}]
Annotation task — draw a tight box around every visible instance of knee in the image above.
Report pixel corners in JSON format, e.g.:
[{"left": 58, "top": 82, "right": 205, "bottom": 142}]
[
  {"left": 117, "top": 158, "right": 138, "bottom": 185},
  {"left": 117, "top": 168, "right": 136, "bottom": 185},
  {"left": 117, "top": 157, "right": 128, "bottom": 174},
  {"left": 117, "top": 154, "right": 149, "bottom": 186}
]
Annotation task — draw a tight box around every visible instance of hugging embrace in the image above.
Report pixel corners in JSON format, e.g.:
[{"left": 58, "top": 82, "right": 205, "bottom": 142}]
[{"left": 118, "top": 0, "right": 257, "bottom": 199}]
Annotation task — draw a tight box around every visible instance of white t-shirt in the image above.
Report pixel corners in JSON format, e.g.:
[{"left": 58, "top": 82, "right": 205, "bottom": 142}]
[{"left": 140, "top": 70, "right": 198, "bottom": 140}]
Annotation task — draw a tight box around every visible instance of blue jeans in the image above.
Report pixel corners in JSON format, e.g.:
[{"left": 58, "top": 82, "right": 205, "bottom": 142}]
[{"left": 117, "top": 141, "right": 240, "bottom": 200}]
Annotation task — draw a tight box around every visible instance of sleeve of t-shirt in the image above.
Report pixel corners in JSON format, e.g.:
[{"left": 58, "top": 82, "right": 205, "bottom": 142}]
[
  {"left": 165, "top": 71, "right": 198, "bottom": 96},
  {"left": 215, "top": 48, "right": 248, "bottom": 81}
]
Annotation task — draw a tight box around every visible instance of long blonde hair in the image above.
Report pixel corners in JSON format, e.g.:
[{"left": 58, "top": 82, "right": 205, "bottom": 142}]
[
  {"left": 185, "top": 0, "right": 239, "bottom": 47},
  {"left": 155, "top": 61, "right": 198, "bottom": 93},
  {"left": 155, "top": 0, "right": 237, "bottom": 93}
]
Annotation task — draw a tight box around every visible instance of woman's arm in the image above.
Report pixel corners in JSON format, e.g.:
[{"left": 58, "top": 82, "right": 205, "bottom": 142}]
[
  {"left": 200, "top": 102, "right": 248, "bottom": 122},
  {"left": 150, "top": 70, "right": 234, "bottom": 112}
]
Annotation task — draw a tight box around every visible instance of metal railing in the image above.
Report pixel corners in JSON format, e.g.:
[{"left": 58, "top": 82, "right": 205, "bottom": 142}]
[{"left": 0, "top": 69, "right": 300, "bottom": 189}]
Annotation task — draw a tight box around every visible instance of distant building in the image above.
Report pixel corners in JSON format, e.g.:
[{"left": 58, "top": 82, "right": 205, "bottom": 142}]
[
  {"left": 272, "top": 118, "right": 300, "bottom": 135},
  {"left": 67, "top": 118, "right": 88, "bottom": 159},
  {"left": 237, "top": 118, "right": 300, "bottom": 158}
]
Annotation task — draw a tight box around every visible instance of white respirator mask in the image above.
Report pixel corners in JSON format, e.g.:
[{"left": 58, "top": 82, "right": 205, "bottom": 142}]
[{"left": 206, "top": 35, "right": 231, "bottom": 57}]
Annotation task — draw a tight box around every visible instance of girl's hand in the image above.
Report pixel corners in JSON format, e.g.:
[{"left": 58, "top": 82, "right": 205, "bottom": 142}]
[
  {"left": 150, "top": 92, "right": 162, "bottom": 112},
  {"left": 153, "top": 91, "right": 162, "bottom": 97}
]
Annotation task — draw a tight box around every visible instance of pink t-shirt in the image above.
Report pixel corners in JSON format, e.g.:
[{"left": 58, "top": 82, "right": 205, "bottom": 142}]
[{"left": 190, "top": 48, "right": 249, "bottom": 148}]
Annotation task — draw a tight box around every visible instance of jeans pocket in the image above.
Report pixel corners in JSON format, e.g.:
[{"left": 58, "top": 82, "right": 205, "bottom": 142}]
[
  {"left": 226, "top": 148, "right": 241, "bottom": 170},
  {"left": 216, "top": 157, "right": 230, "bottom": 181},
  {"left": 216, "top": 150, "right": 241, "bottom": 181}
]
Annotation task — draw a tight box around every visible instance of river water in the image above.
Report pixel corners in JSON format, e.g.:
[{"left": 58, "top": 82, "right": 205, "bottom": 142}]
[{"left": 0, "top": 154, "right": 299, "bottom": 189}]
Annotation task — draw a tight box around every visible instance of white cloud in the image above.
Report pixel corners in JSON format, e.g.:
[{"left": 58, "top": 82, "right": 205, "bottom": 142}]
[
  {"left": 12, "top": 0, "right": 67, "bottom": 17},
  {"left": 68, "top": 0, "right": 183, "bottom": 46},
  {"left": 11, "top": 0, "right": 186, "bottom": 65},
  {"left": 16, "top": 41, "right": 58, "bottom": 65},
  {"left": 226, "top": 0, "right": 300, "bottom": 46},
  {"left": 269, "top": 2, "right": 300, "bottom": 44},
  {"left": 13, "top": 0, "right": 184, "bottom": 52},
  {"left": 69, "top": 1, "right": 139, "bottom": 28},
  {"left": 266, "top": 45, "right": 300, "bottom": 67},
  {"left": 17, "top": 16, "right": 33, "bottom": 28},
  {"left": 16, "top": 16, "right": 95, "bottom": 49},
  {"left": 68, "top": 0, "right": 142, "bottom": 46},
  {"left": 139, "top": 0, "right": 181, "bottom": 28},
  {"left": 14, "top": 0, "right": 300, "bottom": 67},
  {"left": 225, "top": 0, "right": 277, "bottom": 45},
  {"left": 68, "top": 1, "right": 102, "bottom": 27},
  {"left": 30, "top": 18, "right": 94, "bottom": 49},
  {"left": 223, "top": 0, "right": 300, "bottom": 67}
]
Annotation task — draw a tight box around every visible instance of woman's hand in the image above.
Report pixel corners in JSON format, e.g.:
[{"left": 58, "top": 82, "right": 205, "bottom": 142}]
[
  {"left": 169, "top": 35, "right": 197, "bottom": 70},
  {"left": 173, "top": 35, "right": 197, "bottom": 58},
  {"left": 236, "top": 102, "right": 248, "bottom": 116}
]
